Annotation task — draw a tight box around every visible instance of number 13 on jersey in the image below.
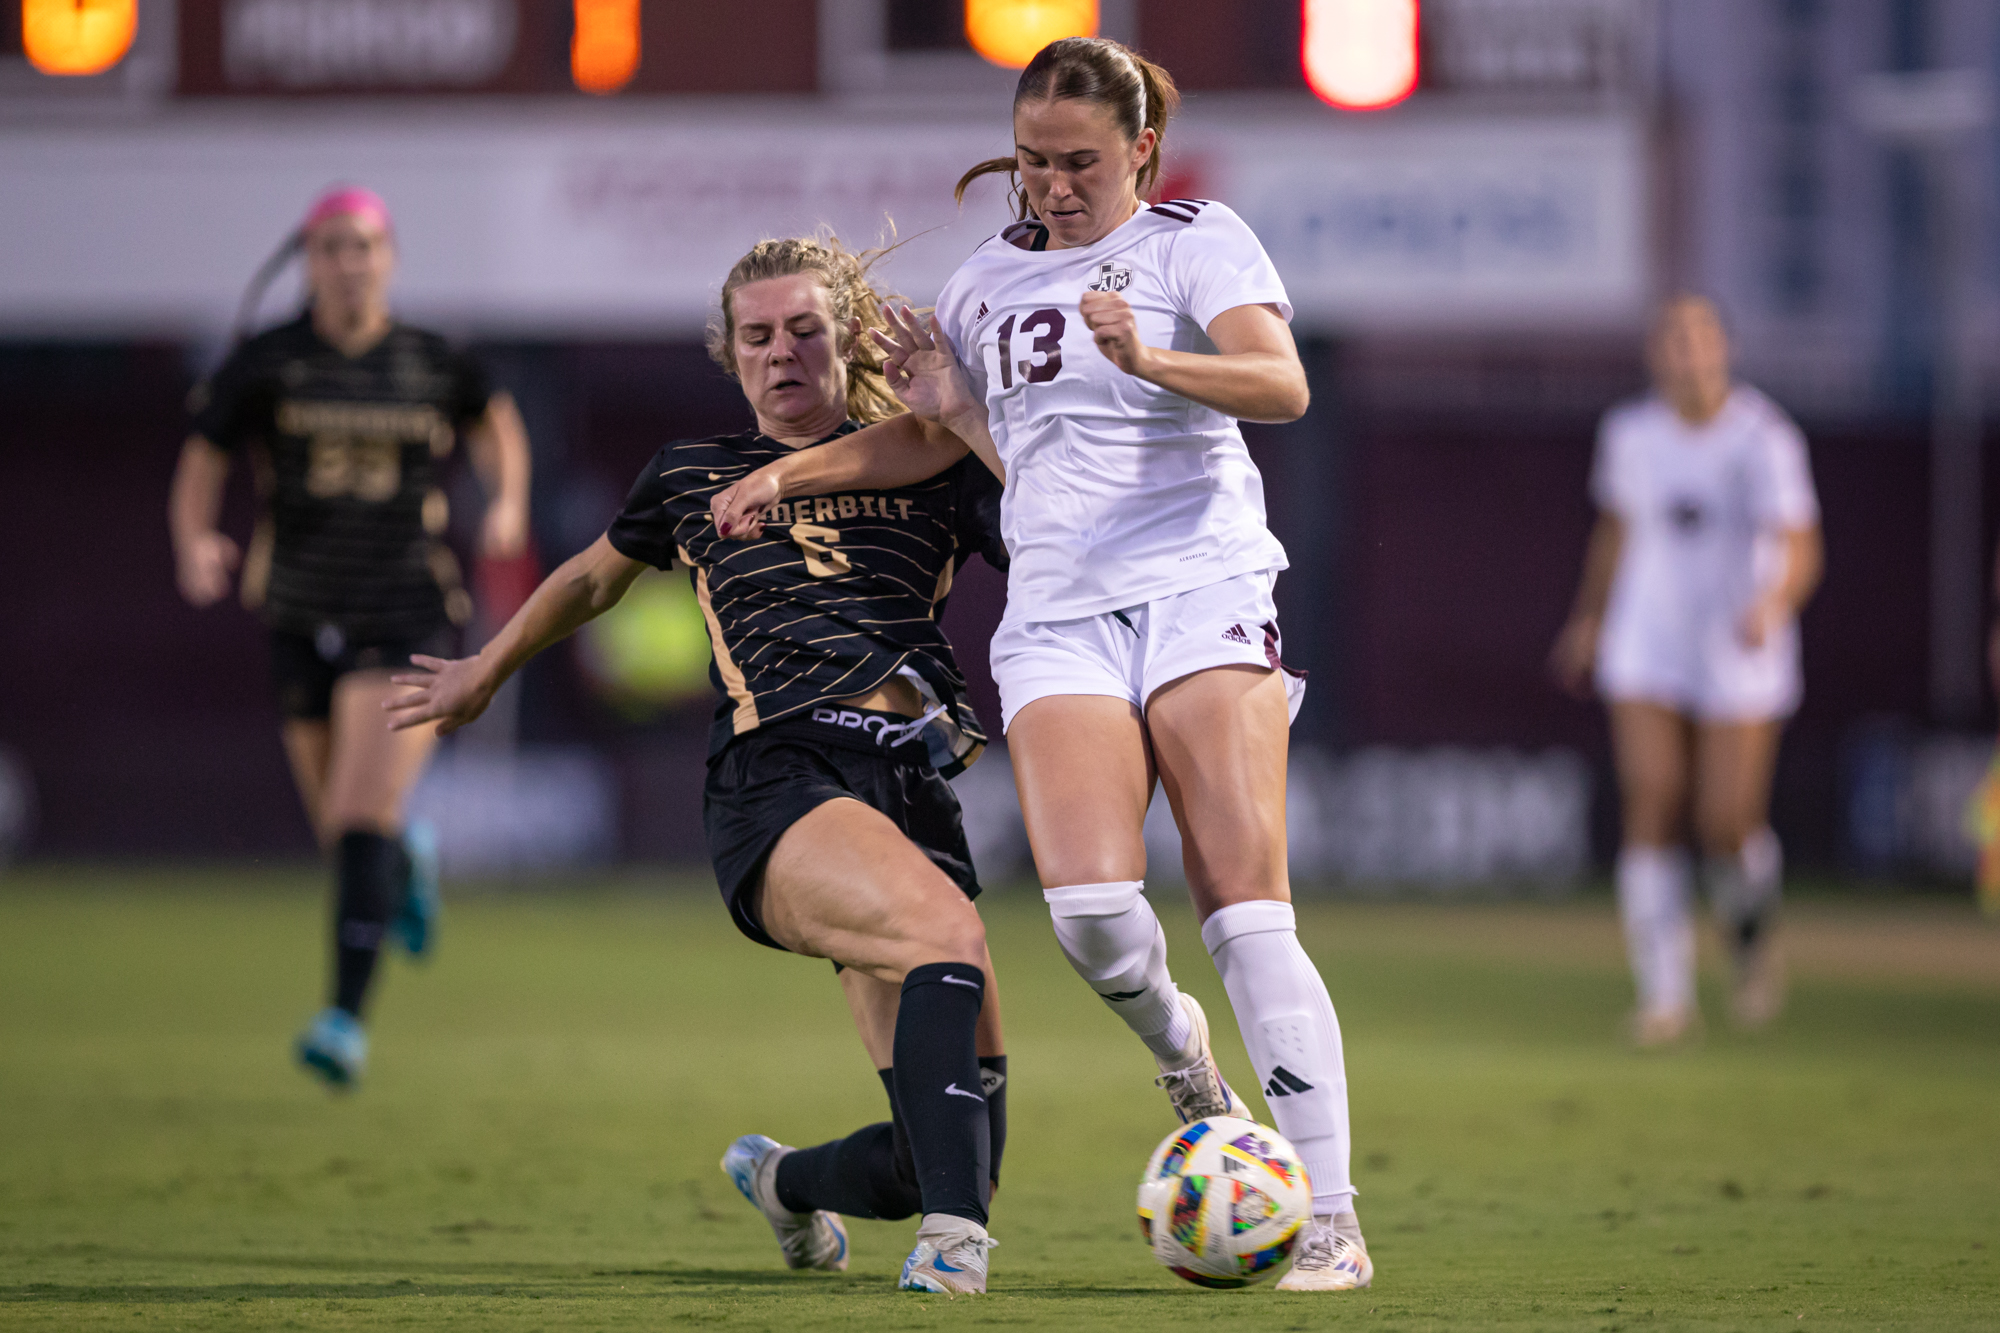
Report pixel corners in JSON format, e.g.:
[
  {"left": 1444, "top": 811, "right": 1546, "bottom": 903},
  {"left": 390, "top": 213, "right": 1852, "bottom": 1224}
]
[{"left": 991, "top": 308, "right": 1066, "bottom": 390}]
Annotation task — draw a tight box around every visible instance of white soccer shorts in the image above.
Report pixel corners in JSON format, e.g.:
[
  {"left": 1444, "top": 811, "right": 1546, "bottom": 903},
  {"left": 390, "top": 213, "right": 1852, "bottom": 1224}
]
[
  {"left": 992, "top": 569, "right": 1306, "bottom": 732},
  {"left": 1596, "top": 610, "right": 1801, "bottom": 722}
]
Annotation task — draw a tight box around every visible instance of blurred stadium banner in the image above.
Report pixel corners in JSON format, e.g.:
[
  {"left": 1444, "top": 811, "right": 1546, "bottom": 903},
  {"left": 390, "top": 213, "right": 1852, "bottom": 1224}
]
[
  {"left": 0, "top": 103, "right": 1646, "bottom": 337},
  {"left": 406, "top": 743, "right": 617, "bottom": 876},
  {"left": 960, "top": 743, "right": 1594, "bottom": 892},
  {"left": 1844, "top": 726, "right": 1994, "bottom": 881}
]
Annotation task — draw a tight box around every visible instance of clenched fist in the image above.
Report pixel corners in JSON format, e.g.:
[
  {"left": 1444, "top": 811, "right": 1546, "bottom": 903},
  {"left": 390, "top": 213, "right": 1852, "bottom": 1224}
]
[{"left": 1080, "top": 290, "right": 1152, "bottom": 377}]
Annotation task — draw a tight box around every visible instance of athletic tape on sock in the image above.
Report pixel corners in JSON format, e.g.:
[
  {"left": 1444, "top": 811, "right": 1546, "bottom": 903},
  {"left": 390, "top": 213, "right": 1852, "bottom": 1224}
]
[
  {"left": 1044, "top": 880, "right": 1181, "bottom": 1040},
  {"left": 1199, "top": 896, "right": 1296, "bottom": 954},
  {"left": 1043, "top": 879, "right": 1146, "bottom": 916}
]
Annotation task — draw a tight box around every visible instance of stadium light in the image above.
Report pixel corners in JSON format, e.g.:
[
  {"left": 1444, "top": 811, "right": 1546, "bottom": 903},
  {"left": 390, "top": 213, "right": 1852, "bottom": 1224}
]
[
  {"left": 572, "top": 0, "right": 640, "bottom": 96},
  {"left": 965, "top": 0, "right": 1098, "bottom": 71},
  {"left": 22, "top": 0, "right": 137, "bottom": 77},
  {"left": 1301, "top": 0, "right": 1419, "bottom": 110}
]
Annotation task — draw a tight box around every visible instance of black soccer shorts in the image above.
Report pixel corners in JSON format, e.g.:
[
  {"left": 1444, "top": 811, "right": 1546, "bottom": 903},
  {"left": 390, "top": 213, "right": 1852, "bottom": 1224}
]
[
  {"left": 703, "top": 707, "right": 982, "bottom": 952},
  {"left": 268, "top": 624, "right": 457, "bottom": 721}
]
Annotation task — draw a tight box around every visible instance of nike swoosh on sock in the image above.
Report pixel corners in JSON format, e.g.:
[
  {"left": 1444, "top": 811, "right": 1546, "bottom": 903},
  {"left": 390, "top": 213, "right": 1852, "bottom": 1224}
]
[{"left": 943, "top": 1083, "right": 985, "bottom": 1101}]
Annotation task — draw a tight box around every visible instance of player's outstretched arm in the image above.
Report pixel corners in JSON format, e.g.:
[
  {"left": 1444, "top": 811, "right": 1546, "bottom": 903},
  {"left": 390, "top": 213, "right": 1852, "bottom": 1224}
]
[
  {"left": 710, "top": 412, "right": 970, "bottom": 540},
  {"left": 386, "top": 534, "right": 645, "bottom": 734},
  {"left": 1081, "top": 292, "right": 1309, "bottom": 424}
]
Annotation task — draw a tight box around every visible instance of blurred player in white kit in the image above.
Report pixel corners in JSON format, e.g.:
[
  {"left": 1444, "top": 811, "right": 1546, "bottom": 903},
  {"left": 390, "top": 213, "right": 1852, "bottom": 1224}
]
[{"left": 1552, "top": 295, "right": 1822, "bottom": 1045}]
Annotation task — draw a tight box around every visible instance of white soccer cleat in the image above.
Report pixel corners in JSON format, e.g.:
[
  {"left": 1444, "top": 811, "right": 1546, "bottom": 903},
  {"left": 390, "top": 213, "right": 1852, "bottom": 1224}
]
[
  {"left": 899, "top": 1214, "right": 996, "bottom": 1295},
  {"left": 1276, "top": 1216, "right": 1373, "bottom": 1292},
  {"left": 1153, "top": 992, "right": 1253, "bottom": 1123},
  {"left": 719, "top": 1134, "right": 849, "bottom": 1272}
]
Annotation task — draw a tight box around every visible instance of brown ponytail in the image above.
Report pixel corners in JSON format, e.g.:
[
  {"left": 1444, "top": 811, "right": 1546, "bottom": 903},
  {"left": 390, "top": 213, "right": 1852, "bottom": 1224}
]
[{"left": 954, "top": 37, "right": 1182, "bottom": 221}]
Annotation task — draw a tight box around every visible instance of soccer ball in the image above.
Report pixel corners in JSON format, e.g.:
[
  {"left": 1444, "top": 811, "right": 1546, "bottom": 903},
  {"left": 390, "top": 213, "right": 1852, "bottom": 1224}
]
[{"left": 1136, "top": 1115, "right": 1312, "bottom": 1288}]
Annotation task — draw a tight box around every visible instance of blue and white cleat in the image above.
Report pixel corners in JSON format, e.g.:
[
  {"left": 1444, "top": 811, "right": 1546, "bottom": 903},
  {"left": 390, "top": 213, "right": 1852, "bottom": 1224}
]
[
  {"left": 294, "top": 1007, "right": 367, "bottom": 1088},
  {"left": 899, "top": 1214, "right": 996, "bottom": 1296},
  {"left": 720, "top": 1134, "right": 849, "bottom": 1272},
  {"left": 1153, "top": 993, "right": 1254, "bottom": 1124},
  {"left": 1275, "top": 1217, "right": 1373, "bottom": 1292},
  {"left": 394, "top": 819, "right": 440, "bottom": 958}
]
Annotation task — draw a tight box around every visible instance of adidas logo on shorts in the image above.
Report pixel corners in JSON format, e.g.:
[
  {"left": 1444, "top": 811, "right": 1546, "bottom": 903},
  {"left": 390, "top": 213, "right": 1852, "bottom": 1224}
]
[{"left": 1221, "top": 624, "right": 1253, "bottom": 645}]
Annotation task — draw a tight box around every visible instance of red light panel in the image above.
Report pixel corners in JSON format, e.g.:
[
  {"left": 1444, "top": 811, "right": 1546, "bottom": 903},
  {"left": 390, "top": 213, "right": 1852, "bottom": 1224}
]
[{"left": 1302, "top": 0, "right": 1419, "bottom": 111}]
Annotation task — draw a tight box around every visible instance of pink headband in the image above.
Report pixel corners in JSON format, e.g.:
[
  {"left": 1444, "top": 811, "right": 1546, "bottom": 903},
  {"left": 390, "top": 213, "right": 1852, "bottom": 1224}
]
[{"left": 301, "top": 186, "right": 392, "bottom": 236}]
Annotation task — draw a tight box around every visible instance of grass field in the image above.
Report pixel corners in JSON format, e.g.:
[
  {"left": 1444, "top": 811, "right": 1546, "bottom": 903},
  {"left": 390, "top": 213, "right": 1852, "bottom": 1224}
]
[{"left": 2, "top": 868, "right": 1996, "bottom": 1331}]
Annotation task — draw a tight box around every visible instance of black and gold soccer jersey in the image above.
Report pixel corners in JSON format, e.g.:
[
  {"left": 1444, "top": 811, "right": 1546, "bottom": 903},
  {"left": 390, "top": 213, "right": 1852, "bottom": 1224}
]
[
  {"left": 189, "top": 314, "right": 494, "bottom": 642},
  {"left": 606, "top": 424, "right": 1008, "bottom": 773}
]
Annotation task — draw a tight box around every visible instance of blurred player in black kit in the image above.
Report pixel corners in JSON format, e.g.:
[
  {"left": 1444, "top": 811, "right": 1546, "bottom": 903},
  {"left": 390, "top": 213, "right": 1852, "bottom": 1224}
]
[
  {"left": 387, "top": 235, "right": 1013, "bottom": 1294},
  {"left": 168, "top": 187, "right": 533, "bottom": 1088}
]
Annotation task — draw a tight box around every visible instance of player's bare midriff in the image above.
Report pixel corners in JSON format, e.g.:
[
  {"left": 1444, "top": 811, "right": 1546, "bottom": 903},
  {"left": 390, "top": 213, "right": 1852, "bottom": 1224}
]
[{"left": 838, "top": 674, "right": 924, "bottom": 718}]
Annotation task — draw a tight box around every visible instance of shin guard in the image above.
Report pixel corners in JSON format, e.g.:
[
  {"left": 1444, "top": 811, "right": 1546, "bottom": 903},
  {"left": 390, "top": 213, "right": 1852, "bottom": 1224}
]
[{"left": 1202, "top": 900, "right": 1356, "bottom": 1217}]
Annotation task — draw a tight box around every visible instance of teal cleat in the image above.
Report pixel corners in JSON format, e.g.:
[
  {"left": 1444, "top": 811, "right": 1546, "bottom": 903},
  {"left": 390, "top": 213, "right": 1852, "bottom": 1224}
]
[
  {"left": 294, "top": 1007, "right": 367, "bottom": 1088},
  {"left": 394, "top": 819, "right": 440, "bottom": 958},
  {"left": 720, "top": 1134, "right": 849, "bottom": 1271}
]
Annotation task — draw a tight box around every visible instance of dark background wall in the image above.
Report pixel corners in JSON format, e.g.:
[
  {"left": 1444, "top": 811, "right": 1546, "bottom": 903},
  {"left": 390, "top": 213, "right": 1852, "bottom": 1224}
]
[{"left": 0, "top": 337, "right": 1963, "bottom": 866}]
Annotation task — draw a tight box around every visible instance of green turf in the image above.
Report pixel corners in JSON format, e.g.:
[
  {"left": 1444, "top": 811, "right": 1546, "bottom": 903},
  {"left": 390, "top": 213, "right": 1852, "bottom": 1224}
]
[{"left": 0, "top": 868, "right": 1994, "bottom": 1330}]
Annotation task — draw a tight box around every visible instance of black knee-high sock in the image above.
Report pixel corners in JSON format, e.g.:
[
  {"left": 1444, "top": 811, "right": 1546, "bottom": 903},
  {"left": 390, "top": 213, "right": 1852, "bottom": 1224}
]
[
  {"left": 773, "top": 1069, "right": 921, "bottom": 1218},
  {"left": 774, "top": 1056, "right": 1010, "bottom": 1218},
  {"left": 332, "top": 830, "right": 407, "bottom": 1018},
  {"left": 892, "top": 962, "right": 989, "bottom": 1224},
  {"left": 979, "top": 1055, "right": 1008, "bottom": 1186}
]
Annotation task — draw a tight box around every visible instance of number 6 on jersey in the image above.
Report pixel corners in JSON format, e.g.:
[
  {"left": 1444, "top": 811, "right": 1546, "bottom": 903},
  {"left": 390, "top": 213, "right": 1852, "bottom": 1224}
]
[{"left": 791, "top": 521, "right": 851, "bottom": 577}]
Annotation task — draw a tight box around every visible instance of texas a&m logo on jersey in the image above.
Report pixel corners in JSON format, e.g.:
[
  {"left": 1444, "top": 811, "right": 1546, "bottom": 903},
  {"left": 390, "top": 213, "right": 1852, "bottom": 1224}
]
[{"left": 1086, "top": 261, "right": 1133, "bottom": 293}]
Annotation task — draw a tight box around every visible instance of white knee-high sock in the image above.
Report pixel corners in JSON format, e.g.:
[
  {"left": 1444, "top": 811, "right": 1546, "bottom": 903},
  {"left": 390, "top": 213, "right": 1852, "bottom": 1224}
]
[
  {"left": 1709, "top": 827, "right": 1783, "bottom": 937},
  {"left": 1043, "top": 881, "right": 1191, "bottom": 1060},
  {"left": 1201, "top": 900, "right": 1355, "bottom": 1219},
  {"left": 1617, "top": 845, "right": 1694, "bottom": 1016}
]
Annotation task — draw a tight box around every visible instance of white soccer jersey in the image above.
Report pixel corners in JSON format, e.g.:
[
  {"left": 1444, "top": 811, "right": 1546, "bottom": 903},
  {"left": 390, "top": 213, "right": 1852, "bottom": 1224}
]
[
  {"left": 1592, "top": 385, "right": 1820, "bottom": 717},
  {"left": 934, "top": 199, "right": 1293, "bottom": 622}
]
